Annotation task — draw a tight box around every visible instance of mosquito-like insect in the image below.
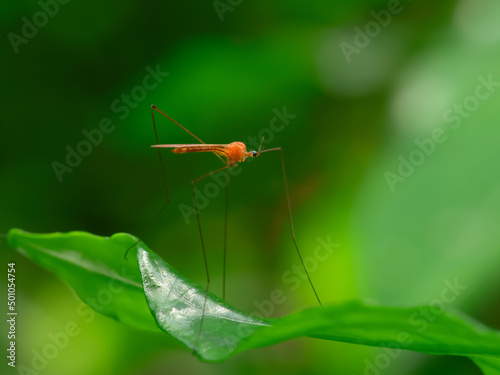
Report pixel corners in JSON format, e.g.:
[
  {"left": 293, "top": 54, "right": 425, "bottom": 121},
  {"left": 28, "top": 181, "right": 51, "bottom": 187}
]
[{"left": 129, "top": 105, "right": 322, "bottom": 351}]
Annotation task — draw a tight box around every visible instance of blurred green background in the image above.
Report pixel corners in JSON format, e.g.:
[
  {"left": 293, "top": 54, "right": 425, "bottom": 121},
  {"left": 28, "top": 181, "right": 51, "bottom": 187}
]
[{"left": 2, "top": 0, "right": 500, "bottom": 374}]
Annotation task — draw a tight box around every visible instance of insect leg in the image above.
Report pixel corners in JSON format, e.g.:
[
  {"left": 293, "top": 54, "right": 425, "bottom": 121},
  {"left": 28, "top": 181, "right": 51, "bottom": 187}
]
[
  {"left": 260, "top": 147, "right": 323, "bottom": 306},
  {"left": 124, "top": 106, "right": 208, "bottom": 260},
  {"left": 191, "top": 165, "right": 230, "bottom": 352}
]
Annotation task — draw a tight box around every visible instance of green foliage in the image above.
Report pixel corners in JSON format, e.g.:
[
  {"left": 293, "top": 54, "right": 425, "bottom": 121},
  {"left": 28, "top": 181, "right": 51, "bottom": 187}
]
[
  {"left": 8, "top": 229, "right": 500, "bottom": 371},
  {"left": 7, "top": 228, "right": 158, "bottom": 332}
]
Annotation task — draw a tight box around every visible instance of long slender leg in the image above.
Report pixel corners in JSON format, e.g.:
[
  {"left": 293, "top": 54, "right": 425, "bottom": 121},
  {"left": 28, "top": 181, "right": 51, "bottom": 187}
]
[
  {"left": 123, "top": 201, "right": 170, "bottom": 259},
  {"left": 260, "top": 147, "right": 322, "bottom": 306},
  {"left": 191, "top": 165, "right": 230, "bottom": 353},
  {"left": 124, "top": 106, "right": 210, "bottom": 260}
]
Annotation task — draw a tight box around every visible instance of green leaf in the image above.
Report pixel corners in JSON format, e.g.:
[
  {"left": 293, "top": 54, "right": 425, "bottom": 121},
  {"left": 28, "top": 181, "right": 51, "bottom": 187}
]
[
  {"left": 7, "top": 228, "right": 160, "bottom": 333},
  {"left": 9, "top": 229, "right": 500, "bottom": 373},
  {"left": 138, "top": 242, "right": 500, "bottom": 369},
  {"left": 138, "top": 248, "right": 270, "bottom": 361}
]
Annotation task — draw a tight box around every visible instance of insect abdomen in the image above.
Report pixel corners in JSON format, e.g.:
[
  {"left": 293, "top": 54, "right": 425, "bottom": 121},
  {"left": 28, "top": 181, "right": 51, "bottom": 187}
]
[{"left": 173, "top": 147, "right": 208, "bottom": 153}]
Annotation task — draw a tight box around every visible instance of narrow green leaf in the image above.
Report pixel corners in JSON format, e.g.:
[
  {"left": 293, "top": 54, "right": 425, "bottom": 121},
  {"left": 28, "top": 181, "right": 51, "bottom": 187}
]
[
  {"left": 235, "top": 304, "right": 500, "bottom": 357},
  {"left": 9, "top": 229, "right": 500, "bottom": 374},
  {"left": 7, "top": 228, "right": 160, "bottom": 333},
  {"left": 137, "top": 248, "right": 270, "bottom": 361},
  {"left": 137, "top": 244, "right": 500, "bottom": 369}
]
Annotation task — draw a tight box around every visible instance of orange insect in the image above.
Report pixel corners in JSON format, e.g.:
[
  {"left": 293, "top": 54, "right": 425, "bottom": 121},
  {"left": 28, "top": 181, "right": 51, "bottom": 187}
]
[
  {"left": 130, "top": 105, "right": 321, "bottom": 352},
  {"left": 152, "top": 141, "right": 258, "bottom": 167}
]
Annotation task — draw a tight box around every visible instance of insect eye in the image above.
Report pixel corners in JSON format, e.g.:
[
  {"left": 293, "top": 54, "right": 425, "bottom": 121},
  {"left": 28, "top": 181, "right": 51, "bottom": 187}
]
[{"left": 253, "top": 151, "right": 258, "bottom": 157}]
